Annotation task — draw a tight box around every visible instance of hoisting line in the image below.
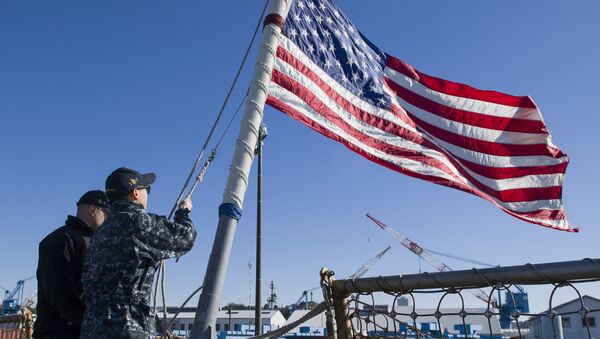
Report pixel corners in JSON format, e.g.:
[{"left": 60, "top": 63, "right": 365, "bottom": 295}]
[
  {"left": 152, "top": 90, "right": 248, "bottom": 321},
  {"left": 182, "top": 91, "right": 248, "bottom": 202},
  {"left": 166, "top": 0, "right": 272, "bottom": 219},
  {"left": 153, "top": 0, "right": 271, "bottom": 332}
]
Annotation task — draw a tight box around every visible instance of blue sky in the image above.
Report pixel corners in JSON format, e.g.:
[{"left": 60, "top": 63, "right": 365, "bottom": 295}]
[{"left": 1, "top": 0, "right": 599, "bottom": 314}]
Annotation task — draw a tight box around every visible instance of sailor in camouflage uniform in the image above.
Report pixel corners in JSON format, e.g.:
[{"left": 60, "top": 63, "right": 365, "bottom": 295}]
[{"left": 81, "top": 167, "right": 196, "bottom": 339}]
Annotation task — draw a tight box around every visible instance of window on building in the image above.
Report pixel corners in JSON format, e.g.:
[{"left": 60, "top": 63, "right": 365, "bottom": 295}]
[
  {"left": 188, "top": 324, "right": 193, "bottom": 331},
  {"left": 582, "top": 317, "right": 597, "bottom": 327},
  {"left": 562, "top": 317, "right": 571, "bottom": 328},
  {"left": 180, "top": 323, "right": 185, "bottom": 331},
  {"left": 216, "top": 324, "right": 221, "bottom": 331},
  {"left": 224, "top": 323, "right": 230, "bottom": 331}
]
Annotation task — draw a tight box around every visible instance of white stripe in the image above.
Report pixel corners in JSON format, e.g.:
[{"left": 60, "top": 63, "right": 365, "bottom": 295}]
[
  {"left": 467, "top": 170, "right": 564, "bottom": 191},
  {"left": 497, "top": 199, "right": 564, "bottom": 213},
  {"left": 504, "top": 210, "right": 570, "bottom": 230},
  {"left": 386, "top": 80, "right": 551, "bottom": 145},
  {"left": 268, "top": 82, "right": 463, "bottom": 185},
  {"left": 384, "top": 66, "right": 543, "bottom": 121},
  {"left": 274, "top": 55, "right": 564, "bottom": 192},
  {"left": 270, "top": 81, "right": 565, "bottom": 214},
  {"left": 277, "top": 37, "right": 421, "bottom": 135},
  {"left": 417, "top": 127, "right": 569, "bottom": 168},
  {"left": 279, "top": 37, "right": 567, "bottom": 169},
  {"left": 273, "top": 56, "right": 466, "bottom": 182}
]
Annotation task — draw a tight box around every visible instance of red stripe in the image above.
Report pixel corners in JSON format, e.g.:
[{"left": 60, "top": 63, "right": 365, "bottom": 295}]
[
  {"left": 386, "top": 55, "right": 538, "bottom": 109},
  {"left": 267, "top": 93, "right": 479, "bottom": 193},
  {"left": 406, "top": 111, "right": 565, "bottom": 158},
  {"left": 276, "top": 47, "right": 452, "bottom": 164},
  {"left": 388, "top": 99, "right": 569, "bottom": 179},
  {"left": 271, "top": 68, "right": 464, "bottom": 183},
  {"left": 266, "top": 95, "right": 576, "bottom": 232},
  {"left": 276, "top": 46, "right": 567, "bottom": 179},
  {"left": 383, "top": 76, "right": 548, "bottom": 134},
  {"left": 271, "top": 67, "right": 564, "bottom": 203},
  {"left": 455, "top": 156, "right": 568, "bottom": 180},
  {"left": 513, "top": 208, "right": 567, "bottom": 221},
  {"left": 505, "top": 210, "right": 578, "bottom": 232},
  {"left": 274, "top": 46, "right": 565, "bottom": 201}
]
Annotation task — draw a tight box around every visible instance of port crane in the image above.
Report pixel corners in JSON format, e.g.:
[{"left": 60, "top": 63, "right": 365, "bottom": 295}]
[
  {"left": 366, "top": 213, "right": 496, "bottom": 306},
  {"left": 367, "top": 213, "right": 529, "bottom": 328},
  {"left": 1, "top": 275, "right": 35, "bottom": 315},
  {"left": 292, "top": 246, "right": 391, "bottom": 310}
]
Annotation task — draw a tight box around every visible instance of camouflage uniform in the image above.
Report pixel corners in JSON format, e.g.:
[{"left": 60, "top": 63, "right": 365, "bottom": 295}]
[{"left": 81, "top": 200, "right": 196, "bottom": 339}]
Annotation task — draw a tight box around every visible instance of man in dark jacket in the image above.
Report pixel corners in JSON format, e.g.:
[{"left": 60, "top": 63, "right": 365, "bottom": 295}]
[
  {"left": 81, "top": 167, "right": 196, "bottom": 339},
  {"left": 33, "top": 190, "right": 109, "bottom": 339}
]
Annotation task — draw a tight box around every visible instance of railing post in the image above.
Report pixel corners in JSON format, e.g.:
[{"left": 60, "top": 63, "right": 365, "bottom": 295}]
[{"left": 332, "top": 291, "right": 352, "bottom": 339}]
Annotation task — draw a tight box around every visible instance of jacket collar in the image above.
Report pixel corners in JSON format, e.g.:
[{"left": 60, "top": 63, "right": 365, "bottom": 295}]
[
  {"left": 65, "top": 215, "right": 94, "bottom": 235},
  {"left": 110, "top": 199, "right": 146, "bottom": 214}
]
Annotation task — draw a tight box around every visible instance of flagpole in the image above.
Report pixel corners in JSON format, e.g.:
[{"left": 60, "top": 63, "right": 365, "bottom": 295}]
[
  {"left": 254, "top": 124, "right": 267, "bottom": 335},
  {"left": 190, "top": 1, "right": 290, "bottom": 338}
]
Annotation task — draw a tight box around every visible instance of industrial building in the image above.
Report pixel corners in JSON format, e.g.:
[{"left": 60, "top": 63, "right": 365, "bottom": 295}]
[
  {"left": 524, "top": 295, "right": 600, "bottom": 339},
  {"left": 156, "top": 308, "right": 286, "bottom": 337}
]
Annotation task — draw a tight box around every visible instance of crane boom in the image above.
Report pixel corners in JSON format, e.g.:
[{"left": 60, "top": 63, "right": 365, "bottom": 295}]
[
  {"left": 348, "top": 246, "right": 391, "bottom": 279},
  {"left": 294, "top": 286, "right": 321, "bottom": 306},
  {"left": 366, "top": 213, "right": 496, "bottom": 306},
  {"left": 2, "top": 275, "right": 36, "bottom": 315},
  {"left": 292, "top": 246, "right": 391, "bottom": 310}
]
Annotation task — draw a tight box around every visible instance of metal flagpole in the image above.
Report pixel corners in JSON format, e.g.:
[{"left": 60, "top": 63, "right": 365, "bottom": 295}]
[
  {"left": 254, "top": 125, "right": 267, "bottom": 335},
  {"left": 190, "top": 1, "right": 290, "bottom": 338}
]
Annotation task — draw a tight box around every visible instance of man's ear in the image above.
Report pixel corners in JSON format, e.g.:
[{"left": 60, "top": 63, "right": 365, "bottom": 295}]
[{"left": 130, "top": 189, "right": 140, "bottom": 200}]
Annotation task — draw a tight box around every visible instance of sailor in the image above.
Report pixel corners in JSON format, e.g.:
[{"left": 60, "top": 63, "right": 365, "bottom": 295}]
[
  {"left": 81, "top": 167, "right": 196, "bottom": 339},
  {"left": 33, "top": 190, "right": 109, "bottom": 339}
]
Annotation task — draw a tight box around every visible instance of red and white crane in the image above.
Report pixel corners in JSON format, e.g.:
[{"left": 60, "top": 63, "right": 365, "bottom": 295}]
[{"left": 366, "top": 213, "right": 497, "bottom": 307}]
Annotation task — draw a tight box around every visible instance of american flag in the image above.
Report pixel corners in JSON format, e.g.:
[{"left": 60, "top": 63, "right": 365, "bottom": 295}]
[{"left": 265, "top": 0, "right": 575, "bottom": 232}]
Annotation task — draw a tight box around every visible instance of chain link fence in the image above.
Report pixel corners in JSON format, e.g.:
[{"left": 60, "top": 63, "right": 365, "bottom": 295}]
[{"left": 320, "top": 258, "right": 600, "bottom": 339}]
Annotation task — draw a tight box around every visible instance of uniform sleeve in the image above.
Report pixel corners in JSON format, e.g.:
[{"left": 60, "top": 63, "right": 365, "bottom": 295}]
[
  {"left": 134, "top": 209, "right": 197, "bottom": 261},
  {"left": 38, "top": 235, "right": 85, "bottom": 325}
]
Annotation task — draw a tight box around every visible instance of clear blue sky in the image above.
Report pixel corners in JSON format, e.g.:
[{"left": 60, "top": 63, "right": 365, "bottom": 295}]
[{"left": 1, "top": 0, "right": 599, "bottom": 314}]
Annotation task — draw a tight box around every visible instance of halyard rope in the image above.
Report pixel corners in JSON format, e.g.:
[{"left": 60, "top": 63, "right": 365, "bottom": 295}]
[{"left": 153, "top": 1, "right": 271, "bottom": 334}]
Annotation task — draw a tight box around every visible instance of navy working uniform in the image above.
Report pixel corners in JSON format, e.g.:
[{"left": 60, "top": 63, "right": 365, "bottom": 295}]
[
  {"left": 81, "top": 167, "right": 196, "bottom": 339},
  {"left": 33, "top": 190, "right": 108, "bottom": 339}
]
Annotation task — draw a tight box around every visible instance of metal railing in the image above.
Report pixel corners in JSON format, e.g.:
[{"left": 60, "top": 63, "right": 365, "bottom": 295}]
[{"left": 321, "top": 258, "right": 600, "bottom": 339}]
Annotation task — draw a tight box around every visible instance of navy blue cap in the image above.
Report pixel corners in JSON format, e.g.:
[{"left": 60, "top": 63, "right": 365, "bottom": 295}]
[
  {"left": 105, "top": 167, "right": 156, "bottom": 201},
  {"left": 77, "top": 190, "right": 109, "bottom": 209}
]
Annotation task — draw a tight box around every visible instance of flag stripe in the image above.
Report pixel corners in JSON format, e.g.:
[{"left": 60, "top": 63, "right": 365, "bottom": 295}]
[
  {"left": 455, "top": 158, "right": 568, "bottom": 180},
  {"left": 276, "top": 42, "right": 566, "bottom": 170},
  {"left": 386, "top": 83, "right": 551, "bottom": 146},
  {"left": 404, "top": 110, "right": 565, "bottom": 158},
  {"left": 274, "top": 46, "right": 464, "bottom": 175},
  {"left": 267, "top": 86, "right": 466, "bottom": 186},
  {"left": 273, "top": 51, "right": 566, "bottom": 192},
  {"left": 382, "top": 70, "right": 547, "bottom": 134},
  {"left": 273, "top": 43, "right": 567, "bottom": 197},
  {"left": 271, "top": 66, "right": 564, "bottom": 203},
  {"left": 386, "top": 56, "right": 539, "bottom": 110},
  {"left": 271, "top": 68, "right": 466, "bottom": 183},
  {"left": 270, "top": 83, "right": 568, "bottom": 218}
]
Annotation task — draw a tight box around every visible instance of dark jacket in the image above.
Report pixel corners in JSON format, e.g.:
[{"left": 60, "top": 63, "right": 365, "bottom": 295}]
[
  {"left": 33, "top": 216, "right": 93, "bottom": 338},
  {"left": 81, "top": 200, "right": 196, "bottom": 339}
]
